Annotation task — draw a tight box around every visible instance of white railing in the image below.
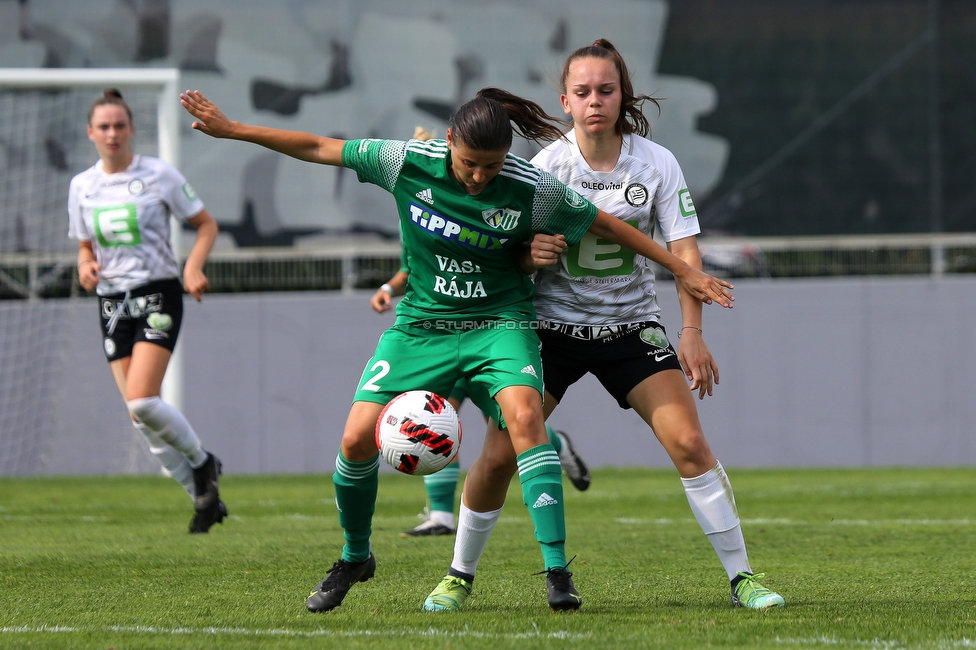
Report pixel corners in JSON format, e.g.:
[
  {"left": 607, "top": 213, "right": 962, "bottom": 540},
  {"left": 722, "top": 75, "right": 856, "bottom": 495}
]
[{"left": 3, "top": 233, "right": 976, "bottom": 299}]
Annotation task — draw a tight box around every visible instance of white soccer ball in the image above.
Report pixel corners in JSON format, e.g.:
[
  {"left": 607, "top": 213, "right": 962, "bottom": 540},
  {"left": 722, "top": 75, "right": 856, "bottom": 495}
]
[{"left": 375, "top": 390, "right": 462, "bottom": 476}]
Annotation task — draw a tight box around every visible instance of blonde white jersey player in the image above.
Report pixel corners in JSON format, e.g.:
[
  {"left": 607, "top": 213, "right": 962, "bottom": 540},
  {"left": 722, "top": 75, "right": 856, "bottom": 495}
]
[{"left": 438, "top": 39, "right": 784, "bottom": 611}]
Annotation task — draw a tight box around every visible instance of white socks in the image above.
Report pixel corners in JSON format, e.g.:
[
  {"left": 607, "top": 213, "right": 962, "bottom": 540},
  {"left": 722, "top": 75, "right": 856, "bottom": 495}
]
[
  {"left": 127, "top": 396, "right": 208, "bottom": 468},
  {"left": 681, "top": 461, "right": 752, "bottom": 580},
  {"left": 429, "top": 510, "right": 455, "bottom": 528},
  {"left": 450, "top": 499, "right": 502, "bottom": 577},
  {"left": 133, "top": 421, "right": 195, "bottom": 499}
]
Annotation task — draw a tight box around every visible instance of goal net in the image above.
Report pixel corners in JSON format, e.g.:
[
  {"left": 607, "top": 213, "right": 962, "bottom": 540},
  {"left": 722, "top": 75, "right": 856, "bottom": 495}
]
[{"left": 0, "top": 68, "right": 180, "bottom": 475}]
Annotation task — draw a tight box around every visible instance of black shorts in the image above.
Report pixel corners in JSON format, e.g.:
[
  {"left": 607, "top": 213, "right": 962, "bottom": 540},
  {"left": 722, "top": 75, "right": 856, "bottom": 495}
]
[
  {"left": 538, "top": 321, "right": 682, "bottom": 409},
  {"left": 98, "top": 278, "right": 184, "bottom": 361}
]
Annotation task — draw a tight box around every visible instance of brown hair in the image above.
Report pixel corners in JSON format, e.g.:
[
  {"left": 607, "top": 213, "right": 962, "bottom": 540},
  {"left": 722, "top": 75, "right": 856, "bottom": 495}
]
[
  {"left": 87, "top": 88, "right": 133, "bottom": 126},
  {"left": 560, "top": 38, "right": 661, "bottom": 138},
  {"left": 449, "top": 87, "right": 566, "bottom": 151}
]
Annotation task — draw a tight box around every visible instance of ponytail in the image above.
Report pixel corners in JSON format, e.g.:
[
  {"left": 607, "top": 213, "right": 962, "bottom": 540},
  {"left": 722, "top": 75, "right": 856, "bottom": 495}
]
[{"left": 450, "top": 87, "right": 566, "bottom": 151}]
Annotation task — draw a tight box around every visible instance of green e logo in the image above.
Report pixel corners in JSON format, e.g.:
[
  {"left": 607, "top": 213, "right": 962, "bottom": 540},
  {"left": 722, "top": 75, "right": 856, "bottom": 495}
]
[
  {"left": 94, "top": 205, "right": 141, "bottom": 247},
  {"left": 566, "top": 218, "right": 639, "bottom": 278},
  {"left": 678, "top": 189, "right": 696, "bottom": 218}
]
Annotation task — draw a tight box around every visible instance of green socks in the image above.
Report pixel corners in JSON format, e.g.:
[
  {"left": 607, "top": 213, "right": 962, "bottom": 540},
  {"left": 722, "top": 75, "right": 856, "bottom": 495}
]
[
  {"left": 546, "top": 424, "right": 562, "bottom": 454},
  {"left": 333, "top": 453, "right": 380, "bottom": 563},
  {"left": 517, "top": 443, "right": 567, "bottom": 570},
  {"left": 424, "top": 461, "right": 460, "bottom": 514}
]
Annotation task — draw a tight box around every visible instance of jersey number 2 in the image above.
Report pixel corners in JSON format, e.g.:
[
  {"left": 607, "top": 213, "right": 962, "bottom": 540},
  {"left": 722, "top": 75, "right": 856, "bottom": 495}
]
[{"left": 361, "top": 360, "right": 391, "bottom": 391}]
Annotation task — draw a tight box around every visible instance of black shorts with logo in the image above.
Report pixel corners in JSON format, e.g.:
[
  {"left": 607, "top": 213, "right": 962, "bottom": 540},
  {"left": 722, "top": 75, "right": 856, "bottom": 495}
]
[
  {"left": 98, "top": 278, "right": 184, "bottom": 361},
  {"left": 538, "top": 320, "right": 682, "bottom": 409}
]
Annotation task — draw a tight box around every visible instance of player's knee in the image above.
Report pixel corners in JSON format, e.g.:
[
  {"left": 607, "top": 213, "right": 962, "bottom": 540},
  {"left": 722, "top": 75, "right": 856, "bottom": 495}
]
[
  {"left": 126, "top": 396, "right": 162, "bottom": 425},
  {"left": 340, "top": 428, "right": 378, "bottom": 462},
  {"left": 672, "top": 429, "right": 711, "bottom": 464},
  {"left": 503, "top": 407, "right": 545, "bottom": 446},
  {"left": 480, "top": 449, "right": 517, "bottom": 481}
]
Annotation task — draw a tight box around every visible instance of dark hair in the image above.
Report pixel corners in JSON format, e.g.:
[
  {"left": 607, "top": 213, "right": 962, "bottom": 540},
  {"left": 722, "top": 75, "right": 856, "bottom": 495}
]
[
  {"left": 87, "top": 88, "right": 133, "bottom": 126},
  {"left": 449, "top": 87, "right": 566, "bottom": 151},
  {"left": 560, "top": 38, "right": 661, "bottom": 138}
]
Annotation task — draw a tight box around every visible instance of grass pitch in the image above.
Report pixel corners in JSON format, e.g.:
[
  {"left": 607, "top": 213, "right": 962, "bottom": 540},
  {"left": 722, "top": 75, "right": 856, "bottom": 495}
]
[{"left": 1, "top": 468, "right": 975, "bottom": 649}]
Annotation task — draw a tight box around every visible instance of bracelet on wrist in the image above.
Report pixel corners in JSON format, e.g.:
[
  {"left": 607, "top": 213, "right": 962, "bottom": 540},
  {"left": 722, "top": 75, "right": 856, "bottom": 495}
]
[
  {"left": 380, "top": 283, "right": 394, "bottom": 295},
  {"left": 677, "top": 326, "right": 702, "bottom": 339}
]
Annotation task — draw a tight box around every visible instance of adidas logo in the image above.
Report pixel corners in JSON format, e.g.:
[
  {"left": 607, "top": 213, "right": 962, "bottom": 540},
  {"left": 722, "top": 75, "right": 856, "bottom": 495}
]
[
  {"left": 416, "top": 188, "right": 434, "bottom": 205},
  {"left": 520, "top": 364, "right": 538, "bottom": 378},
  {"left": 532, "top": 492, "right": 558, "bottom": 508}
]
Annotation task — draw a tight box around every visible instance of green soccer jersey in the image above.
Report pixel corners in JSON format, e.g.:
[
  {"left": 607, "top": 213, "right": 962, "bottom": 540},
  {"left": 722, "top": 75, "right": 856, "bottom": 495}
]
[{"left": 342, "top": 138, "right": 598, "bottom": 323}]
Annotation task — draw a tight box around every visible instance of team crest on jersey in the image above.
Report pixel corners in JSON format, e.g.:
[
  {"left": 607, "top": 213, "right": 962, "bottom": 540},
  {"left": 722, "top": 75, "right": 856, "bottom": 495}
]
[
  {"left": 482, "top": 208, "right": 521, "bottom": 231},
  {"left": 625, "top": 183, "right": 648, "bottom": 207},
  {"left": 128, "top": 179, "right": 145, "bottom": 195},
  {"left": 564, "top": 186, "right": 587, "bottom": 208}
]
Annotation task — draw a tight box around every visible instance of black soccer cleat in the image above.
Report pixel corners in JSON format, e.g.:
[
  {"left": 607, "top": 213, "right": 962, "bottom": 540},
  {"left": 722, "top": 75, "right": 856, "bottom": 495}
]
[
  {"left": 189, "top": 499, "right": 227, "bottom": 534},
  {"left": 188, "top": 452, "right": 225, "bottom": 533},
  {"left": 400, "top": 521, "right": 456, "bottom": 537},
  {"left": 555, "top": 430, "right": 591, "bottom": 491},
  {"left": 400, "top": 508, "right": 456, "bottom": 537},
  {"left": 306, "top": 553, "right": 376, "bottom": 612},
  {"left": 544, "top": 566, "right": 582, "bottom": 612}
]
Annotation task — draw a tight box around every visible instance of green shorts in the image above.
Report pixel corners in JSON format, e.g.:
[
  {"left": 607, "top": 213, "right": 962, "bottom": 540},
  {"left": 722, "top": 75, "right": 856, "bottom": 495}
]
[
  {"left": 354, "top": 322, "right": 544, "bottom": 427},
  {"left": 449, "top": 378, "right": 470, "bottom": 405}
]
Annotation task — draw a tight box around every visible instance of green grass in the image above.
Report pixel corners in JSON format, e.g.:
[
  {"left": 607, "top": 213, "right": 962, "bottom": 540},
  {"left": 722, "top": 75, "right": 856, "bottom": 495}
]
[{"left": 2, "top": 468, "right": 975, "bottom": 649}]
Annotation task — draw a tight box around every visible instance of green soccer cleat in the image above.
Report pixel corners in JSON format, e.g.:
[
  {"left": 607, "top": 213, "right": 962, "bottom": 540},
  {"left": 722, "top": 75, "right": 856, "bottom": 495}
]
[
  {"left": 731, "top": 572, "right": 785, "bottom": 610},
  {"left": 423, "top": 575, "right": 472, "bottom": 612}
]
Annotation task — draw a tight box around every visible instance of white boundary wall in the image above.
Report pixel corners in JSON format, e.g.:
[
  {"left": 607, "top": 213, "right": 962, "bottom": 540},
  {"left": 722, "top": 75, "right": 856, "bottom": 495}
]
[{"left": 5, "top": 275, "right": 976, "bottom": 475}]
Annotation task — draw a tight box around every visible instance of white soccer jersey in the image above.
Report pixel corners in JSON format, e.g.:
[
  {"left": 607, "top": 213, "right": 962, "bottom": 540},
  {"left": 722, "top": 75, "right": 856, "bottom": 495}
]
[
  {"left": 530, "top": 131, "right": 701, "bottom": 325},
  {"left": 68, "top": 155, "right": 205, "bottom": 295}
]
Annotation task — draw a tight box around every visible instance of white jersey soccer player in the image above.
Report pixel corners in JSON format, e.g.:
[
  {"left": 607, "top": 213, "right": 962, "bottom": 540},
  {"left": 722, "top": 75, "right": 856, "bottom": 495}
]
[{"left": 70, "top": 89, "right": 224, "bottom": 534}]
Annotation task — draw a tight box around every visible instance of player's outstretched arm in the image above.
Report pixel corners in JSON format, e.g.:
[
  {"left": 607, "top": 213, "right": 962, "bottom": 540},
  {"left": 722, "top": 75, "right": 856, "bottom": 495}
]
[
  {"left": 180, "top": 90, "right": 345, "bottom": 166},
  {"left": 588, "top": 209, "right": 734, "bottom": 308}
]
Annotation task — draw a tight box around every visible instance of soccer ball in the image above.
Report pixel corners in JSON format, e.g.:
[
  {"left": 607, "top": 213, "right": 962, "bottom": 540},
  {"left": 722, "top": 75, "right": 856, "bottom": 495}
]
[{"left": 375, "top": 390, "right": 462, "bottom": 476}]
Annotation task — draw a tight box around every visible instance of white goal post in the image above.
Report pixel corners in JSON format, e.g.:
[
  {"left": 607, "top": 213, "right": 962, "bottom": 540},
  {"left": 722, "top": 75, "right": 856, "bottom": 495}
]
[
  {"left": 0, "top": 68, "right": 183, "bottom": 456},
  {"left": 0, "top": 67, "right": 181, "bottom": 169}
]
